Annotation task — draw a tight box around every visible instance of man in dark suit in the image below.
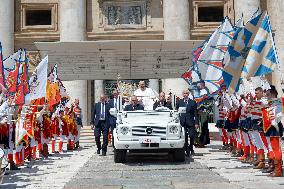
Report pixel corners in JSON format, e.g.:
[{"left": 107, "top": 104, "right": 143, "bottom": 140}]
[
  {"left": 124, "top": 95, "right": 144, "bottom": 111},
  {"left": 107, "top": 90, "right": 119, "bottom": 147},
  {"left": 176, "top": 89, "right": 199, "bottom": 156},
  {"left": 153, "top": 92, "right": 173, "bottom": 110},
  {"left": 91, "top": 94, "right": 109, "bottom": 156}
]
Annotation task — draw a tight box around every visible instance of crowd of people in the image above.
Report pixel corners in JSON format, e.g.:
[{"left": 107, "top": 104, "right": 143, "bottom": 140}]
[
  {"left": 214, "top": 84, "right": 283, "bottom": 177},
  {"left": 0, "top": 96, "right": 83, "bottom": 172}
]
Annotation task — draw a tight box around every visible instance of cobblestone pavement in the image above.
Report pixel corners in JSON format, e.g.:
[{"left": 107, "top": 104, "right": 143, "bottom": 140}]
[{"left": 1, "top": 126, "right": 284, "bottom": 189}]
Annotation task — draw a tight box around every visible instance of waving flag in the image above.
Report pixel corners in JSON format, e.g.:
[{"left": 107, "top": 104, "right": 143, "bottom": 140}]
[
  {"left": 0, "top": 43, "right": 5, "bottom": 87},
  {"left": 14, "top": 50, "right": 30, "bottom": 105},
  {"left": 25, "top": 56, "right": 48, "bottom": 103},
  {"left": 223, "top": 12, "right": 277, "bottom": 93},
  {"left": 241, "top": 12, "right": 279, "bottom": 78},
  {"left": 4, "top": 50, "right": 22, "bottom": 93},
  {"left": 46, "top": 64, "right": 61, "bottom": 110},
  {"left": 5, "top": 61, "right": 20, "bottom": 93},
  {"left": 196, "top": 17, "right": 234, "bottom": 94}
]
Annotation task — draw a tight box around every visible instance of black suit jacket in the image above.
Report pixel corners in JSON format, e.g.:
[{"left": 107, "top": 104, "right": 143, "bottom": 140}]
[
  {"left": 176, "top": 98, "right": 199, "bottom": 127},
  {"left": 124, "top": 104, "right": 144, "bottom": 111},
  {"left": 107, "top": 98, "right": 117, "bottom": 128},
  {"left": 153, "top": 100, "right": 173, "bottom": 110},
  {"left": 91, "top": 102, "right": 109, "bottom": 126}
]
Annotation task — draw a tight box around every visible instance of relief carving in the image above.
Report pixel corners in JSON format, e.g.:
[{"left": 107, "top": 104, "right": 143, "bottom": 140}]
[
  {"left": 107, "top": 5, "right": 142, "bottom": 25},
  {"left": 27, "top": 51, "right": 41, "bottom": 72},
  {"left": 102, "top": 1, "right": 147, "bottom": 29}
]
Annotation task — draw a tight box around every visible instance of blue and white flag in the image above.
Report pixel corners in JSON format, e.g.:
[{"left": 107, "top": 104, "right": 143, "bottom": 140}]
[
  {"left": 222, "top": 11, "right": 278, "bottom": 93},
  {"left": 196, "top": 17, "right": 234, "bottom": 94}
]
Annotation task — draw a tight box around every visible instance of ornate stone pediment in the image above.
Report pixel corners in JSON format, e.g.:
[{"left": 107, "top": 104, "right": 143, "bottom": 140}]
[{"left": 99, "top": 0, "right": 150, "bottom": 30}]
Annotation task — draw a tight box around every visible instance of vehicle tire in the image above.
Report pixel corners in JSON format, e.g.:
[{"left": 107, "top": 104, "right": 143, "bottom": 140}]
[
  {"left": 114, "top": 148, "right": 127, "bottom": 163},
  {"left": 173, "top": 148, "right": 185, "bottom": 162}
]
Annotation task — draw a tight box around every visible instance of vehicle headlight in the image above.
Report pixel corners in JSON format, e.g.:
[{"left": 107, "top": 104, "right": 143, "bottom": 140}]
[
  {"left": 120, "top": 126, "right": 130, "bottom": 135},
  {"left": 169, "top": 125, "right": 179, "bottom": 134}
]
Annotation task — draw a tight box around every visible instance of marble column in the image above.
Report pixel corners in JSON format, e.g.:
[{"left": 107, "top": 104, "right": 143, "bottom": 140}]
[
  {"left": 94, "top": 80, "right": 104, "bottom": 102},
  {"left": 234, "top": 0, "right": 261, "bottom": 22},
  {"left": 60, "top": 0, "right": 88, "bottom": 125},
  {"left": 149, "top": 79, "right": 159, "bottom": 94},
  {"left": 268, "top": 0, "right": 284, "bottom": 95},
  {"left": 0, "top": 0, "right": 14, "bottom": 58},
  {"left": 162, "top": 0, "right": 190, "bottom": 97}
]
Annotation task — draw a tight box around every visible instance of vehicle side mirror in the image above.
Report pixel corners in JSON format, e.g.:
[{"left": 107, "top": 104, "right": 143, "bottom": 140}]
[
  {"left": 109, "top": 108, "right": 117, "bottom": 117},
  {"left": 178, "top": 107, "right": 186, "bottom": 114}
]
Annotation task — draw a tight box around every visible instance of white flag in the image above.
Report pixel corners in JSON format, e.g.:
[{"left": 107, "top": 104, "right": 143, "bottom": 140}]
[{"left": 25, "top": 56, "right": 48, "bottom": 103}]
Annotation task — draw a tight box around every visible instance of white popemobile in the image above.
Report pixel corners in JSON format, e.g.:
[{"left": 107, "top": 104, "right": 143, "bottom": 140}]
[{"left": 110, "top": 96, "right": 186, "bottom": 163}]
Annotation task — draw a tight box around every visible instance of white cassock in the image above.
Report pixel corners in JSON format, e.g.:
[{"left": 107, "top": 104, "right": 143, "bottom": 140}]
[{"left": 134, "top": 88, "right": 158, "bottom": 110}]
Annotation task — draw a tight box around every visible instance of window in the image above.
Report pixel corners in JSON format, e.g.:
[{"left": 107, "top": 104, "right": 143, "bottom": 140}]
[
  {"left": 26, "top": 10, "right": 52, "bottom": 26},
  {"left": 198, "top": 6, "right": 224, "bottom": 22}
]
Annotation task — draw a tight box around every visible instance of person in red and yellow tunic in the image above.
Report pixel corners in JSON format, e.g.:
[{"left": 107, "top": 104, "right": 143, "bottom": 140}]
[
  {"left": 58, "top": 110, "right": 68, "bottom": 153},
  {"left": 72, "top": 99, "right": 82, "bottom": 149},
  {"left": 51, "top": 111, "right": 60, "bottom": 153},
  {"left": 262, "top": 87, "right": 283, "bottom": 177},
  {"left": 64, "top": 107, "right": 75, "bottom": 150},
  {"left": 40, "top": 107, "right": 51, "bottom": 158}
]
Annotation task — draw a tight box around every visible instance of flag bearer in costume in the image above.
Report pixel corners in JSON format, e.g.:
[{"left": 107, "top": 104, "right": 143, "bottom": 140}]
[
  {"left": 40, "top": 106, "right": 51, "bottom": 158},
  {"left": 222, "top": 88, "right": 235, "bottom": 153},
  {"left": 65, "top": 107, "right": 75, "bottom": 150},
  {"left": 228, "top": 94, "right": 241, "bottom": 157},
  {"left": 214, "top": 90, "right": 228, "bottom": 150},
  {"left": 262, "top": 87, "right": 283, "bottom": 177},
  {"left": 0, "top": 97, "right": 19, "bottom": 170},
  {"left": 27, "top": 106, "right": 38, "bottom": 160},
  {"left": 250, "top": 87, "right": 268, "bottom": 169},
  {"left": 238, "top": 95, "right": 251, "bottom": 162},
  {"left": 72, "top": 99, "right": 82, "bottom": 149},
  {"left": 59, "top": 109, "right": 68, "bottom": 153},
  {"left": 7, "top": 100, "right": 19, "bottom": 170},
  {"left": 51, "top": 108, "right": 60, "bottom": 153}
]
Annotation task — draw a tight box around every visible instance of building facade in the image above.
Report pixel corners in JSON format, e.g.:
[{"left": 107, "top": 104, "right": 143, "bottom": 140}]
[{"left": 0, "top": 0, "right": 283, "bottom": 125}]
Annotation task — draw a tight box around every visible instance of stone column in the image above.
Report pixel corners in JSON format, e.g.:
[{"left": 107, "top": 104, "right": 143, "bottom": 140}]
[
  {"left": 234, "top": 0, "right": 261, "bottom": 22},
  {"left": 94, "top": 80, "right": 104, "bottom": 102},
  {"left": 60, "top": 0, "right": 88, "bottom": 125},
  {"left": 0, "top": 0, "right": 14, "bottom": 58},
  {"left": 162, "top": 0, "right": 190, "bottom": 97},
  {"left": 149, "top": 79, "right": 159, "bottom": 93},
  {"left": 268, "top": 0, "right": 284, "bottom": 95}
]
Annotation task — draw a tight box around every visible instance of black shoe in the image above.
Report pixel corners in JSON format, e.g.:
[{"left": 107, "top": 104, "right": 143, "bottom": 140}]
[
  {"left": 190, "top": 150, "right": 195, "bottom": 155},
  {"left": 97, "top": 150, "right": 101, "bottom": 154},
  {"left": 102, "top": 151, "right": 106, "bottom": 156},
  {"left": 10, "top": 162, "right": 20, "bottom": 171},
  {"left": 185, "top": 151, "right": 190, "bottom": 157}
]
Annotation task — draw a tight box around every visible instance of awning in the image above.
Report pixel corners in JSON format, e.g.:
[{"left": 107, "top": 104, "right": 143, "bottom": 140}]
[{"left": 35, "top": 40, "right": 202, "bottom": 80}]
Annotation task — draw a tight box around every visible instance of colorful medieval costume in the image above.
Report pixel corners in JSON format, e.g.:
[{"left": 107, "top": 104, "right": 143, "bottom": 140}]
[
  {"left": 262, "top": 91, "right": 283, "bottom": 177},
  {"left": 214, "top": 92, "right": 228, "bottom": 149},
  {"left": 51, "top": 114, "right": 60, "bottom": 153},
  {"left": 58, "top": 110, "right": 68, "bottom": 153},
  {"left": 249, "top": 94, "right": 269, "bottom": 169},
  {"left": 72, "top": 102, "right": 82, "bottom": 149},
  {"left": 40, "top": 110, "right": 51, "bottom": 158}
]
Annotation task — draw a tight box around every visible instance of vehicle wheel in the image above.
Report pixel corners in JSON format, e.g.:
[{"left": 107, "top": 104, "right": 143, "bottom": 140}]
[
  {"left": 173, "top": 148, "right": 185, "bottom": 162},
  {"left": 114, "top": 148, "right": 126, "bottom": 163}
]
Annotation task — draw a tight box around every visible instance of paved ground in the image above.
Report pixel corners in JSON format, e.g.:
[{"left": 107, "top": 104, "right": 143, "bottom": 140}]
[{"left": 1, "top": 126, "right": 284, "bottom": 189}]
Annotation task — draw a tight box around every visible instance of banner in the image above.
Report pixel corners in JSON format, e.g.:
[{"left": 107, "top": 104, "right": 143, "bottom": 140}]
[
  {"left": 223, "top": 12, "right": 279, "bottom": 93},
  {"left": 0, "top": 43, "right": 4, "bottom": 87},
  {"left": 25, "top": 56, "right": 48, "bottom": 103}
]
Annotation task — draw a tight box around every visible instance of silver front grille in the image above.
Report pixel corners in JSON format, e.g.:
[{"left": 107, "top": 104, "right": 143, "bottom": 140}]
[{"left": 132, "top": 126, "right": 166, "bottom": 137}]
